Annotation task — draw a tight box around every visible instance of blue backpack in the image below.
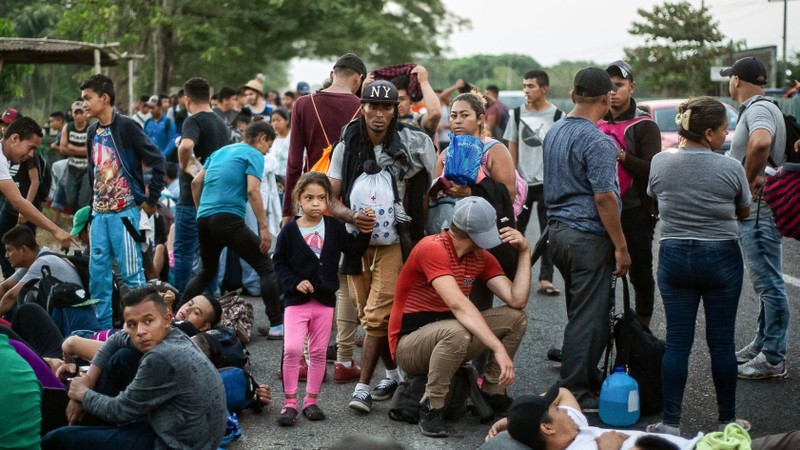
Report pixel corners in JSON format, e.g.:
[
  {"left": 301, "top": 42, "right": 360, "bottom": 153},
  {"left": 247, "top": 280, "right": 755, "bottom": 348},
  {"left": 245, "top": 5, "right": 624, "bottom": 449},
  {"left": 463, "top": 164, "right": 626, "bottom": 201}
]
[{"left": 218, "top": 367, "right": 262, "bottom": 414}]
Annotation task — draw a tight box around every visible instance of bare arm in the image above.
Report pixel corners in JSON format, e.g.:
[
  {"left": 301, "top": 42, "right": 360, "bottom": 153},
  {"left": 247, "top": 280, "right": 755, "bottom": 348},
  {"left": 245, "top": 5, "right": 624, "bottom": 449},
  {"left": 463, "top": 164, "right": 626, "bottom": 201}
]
[
  {"left": 178, "top": 137, "right": 196, "bottom": 175},
  {"left": 432, "top": 275, "right": 514, "bottom": 386},
  {"left": 484, "top": 227, "right": 531, "bottom": 309},
  {"left": 247, "top": 174, "right": 271, "bottom": 253},
  {"left": 736, "top": 206, "right": 750, "bottom": 221},
  {"left": 486, "top": 144, "right": 517, "bottom": 201},
  {"left": 0, "top": 179, "right": 73, "bottom": 250},
  {"left": 743, "top": 129, "right": 772, "bottom": 195},
  {"left": 0, "top": 277, "right": 21, "bottom": 316},
  {"left": 191, "top": 169, "right": 205, "bottom": 208},
  {"left": 24, "top": 163, "right": 39, "bottom": 205},
  {"left": 62, "top": 335, "right": 104, "bottom": 361},
  {"left": 594, "top": 192, "right": 630, "bottom": 276},
  {"left": 328, "top": 177, "right": 375, "bottom": 233},
  {"left": 508, "top": 140, "right": 519, "bottom": 167},
  {"left": 60, "top": 124, "right": 87, "bottom": 157},
  {"left": 412, "top": 65, "right": 441, "bottom": 135}
]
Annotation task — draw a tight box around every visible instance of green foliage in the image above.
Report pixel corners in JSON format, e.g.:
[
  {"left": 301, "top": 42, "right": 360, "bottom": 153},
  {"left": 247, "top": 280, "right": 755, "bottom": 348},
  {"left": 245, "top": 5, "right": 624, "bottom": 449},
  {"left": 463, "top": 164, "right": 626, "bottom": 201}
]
[
  {"left": 0, "top": 19, "right": 33, "bottom": 102},
  {"left": 420, "top": 54, "right": 542, "bottom": 91},
  {"left": 624, "top": 1, "right": 742, "bottom": 97}
]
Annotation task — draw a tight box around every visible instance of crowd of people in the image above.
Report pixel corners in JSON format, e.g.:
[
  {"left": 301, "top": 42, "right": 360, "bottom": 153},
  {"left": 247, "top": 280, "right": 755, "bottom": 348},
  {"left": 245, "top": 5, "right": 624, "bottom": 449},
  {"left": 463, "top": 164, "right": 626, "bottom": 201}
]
[{"left": 0, "top": 52, "right": 798, "bottom": 449}]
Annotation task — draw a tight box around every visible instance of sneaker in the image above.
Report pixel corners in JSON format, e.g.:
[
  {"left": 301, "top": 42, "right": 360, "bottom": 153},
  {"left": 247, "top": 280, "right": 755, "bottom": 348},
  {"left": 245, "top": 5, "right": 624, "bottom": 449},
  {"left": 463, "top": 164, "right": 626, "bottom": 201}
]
[
  {"left": 267, "top": 324, "right": 284, "bottom": 340},
  {"left": 646, "top": 422, "right": 681, "bottom": 436},
  {"left": 480, "top": 391, "right": 513, "bottom": 416},
  {"left": 302, "top": 404, "right": 326, "bottom": 421},
  {"left": 277, "top": 407, "right": 298, "bottom": 426},
  {"left": 326, "top": 344, "right": 337, "bottom": 362},
  {"left": 371, "top": 378, "right": 399, "bottom": 401},
  {"left": 578, "top": 392, "right": 599, "bottom": 413},
  {"left": 738, "top": 352, "right": 788, "bottom": 379},
  {"left": 348, "top": 389, "right": 372, "bottom": 413},
  {"left": 735, "top": 342, "right": 761, "bottom": 364},
  {"left": 334, "top": 360, "right": 361, "bottom": 384},
  {"left": 419, "top": 400, "right": 448, "bottom": 437}
]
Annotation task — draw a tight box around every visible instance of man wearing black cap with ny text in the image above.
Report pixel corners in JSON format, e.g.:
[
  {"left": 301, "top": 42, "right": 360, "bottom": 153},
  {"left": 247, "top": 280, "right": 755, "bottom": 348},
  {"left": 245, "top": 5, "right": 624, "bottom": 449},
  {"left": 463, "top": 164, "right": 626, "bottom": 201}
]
[
  {"left": 598, "top": 61, "right": 661, "bottom": 329},
  {"left": 327, "top": 79, "right": 436, "bottom": 416},
  {"left": 278, "top": 52, "right": 370, "bottom": 383},
  {"left": 542, "top": 68, "right": 630, "bottom": 412},
  {"left": 723, "top": 56, "right": 791, "bottom": 380}
]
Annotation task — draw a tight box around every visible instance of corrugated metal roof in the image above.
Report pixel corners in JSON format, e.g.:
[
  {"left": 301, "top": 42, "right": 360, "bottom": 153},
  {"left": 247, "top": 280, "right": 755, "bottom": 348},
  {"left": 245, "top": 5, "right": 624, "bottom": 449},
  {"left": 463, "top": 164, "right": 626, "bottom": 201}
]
[{"left": 0, "top": 38, "right": 118, "bottom": 66}]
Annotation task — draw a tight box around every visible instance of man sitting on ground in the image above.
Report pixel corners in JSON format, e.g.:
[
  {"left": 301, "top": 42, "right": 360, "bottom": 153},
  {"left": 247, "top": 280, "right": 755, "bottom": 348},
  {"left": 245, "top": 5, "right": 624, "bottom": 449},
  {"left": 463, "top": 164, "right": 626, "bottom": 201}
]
[
  {"left": 388, "top": 197, "right": 531, "bottom": 438},
  {"left": 0, "top": 225, "right": 98, "bottom": 335},
  {"left": 42, "top": 285, "right": 228, "bottom": 449}
]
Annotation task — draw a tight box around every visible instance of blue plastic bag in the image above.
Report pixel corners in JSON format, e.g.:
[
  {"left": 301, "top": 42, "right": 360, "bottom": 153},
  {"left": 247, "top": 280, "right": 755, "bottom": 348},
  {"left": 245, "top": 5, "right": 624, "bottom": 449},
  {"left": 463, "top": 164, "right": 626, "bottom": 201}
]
[{"left": 444, "top": 133, "right": 484, "bottom": 186}]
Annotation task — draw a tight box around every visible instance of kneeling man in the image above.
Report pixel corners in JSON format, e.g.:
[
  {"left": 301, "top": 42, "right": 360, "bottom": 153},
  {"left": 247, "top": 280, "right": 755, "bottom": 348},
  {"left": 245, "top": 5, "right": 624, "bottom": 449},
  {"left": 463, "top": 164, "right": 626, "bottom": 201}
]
[
  {"left": 42, "top": 285, "right": 227, "bottom": 449},
  {"left": 388, "top": 197, "right": 531, "bottom": 438}
]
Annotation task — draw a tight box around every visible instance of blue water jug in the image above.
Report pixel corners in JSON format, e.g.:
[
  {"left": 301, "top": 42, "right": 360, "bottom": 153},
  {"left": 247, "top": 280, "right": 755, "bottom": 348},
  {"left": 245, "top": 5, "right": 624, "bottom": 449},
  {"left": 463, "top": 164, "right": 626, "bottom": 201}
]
[{"left": 599, "top": 366, "right": 640, "bottom": 426}]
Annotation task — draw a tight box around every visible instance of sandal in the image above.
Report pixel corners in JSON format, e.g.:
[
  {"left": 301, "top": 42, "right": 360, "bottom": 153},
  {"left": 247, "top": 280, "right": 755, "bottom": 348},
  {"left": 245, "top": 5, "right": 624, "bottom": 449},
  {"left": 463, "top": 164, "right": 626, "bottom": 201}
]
[
  {"left": 277, "top": 407, "right": 298, "bottom": 426},
  {"left": 302, "top": 404, "right": 326, "bottom": 421},
  {"left": 537, "top": 285, "right": 561, "bottom": 296},
  {"left": 646, "top": 422, "right": 681, "bottom": 436},
  {"left": 719, "top": 419, "right": 751, "bottom": 431}
]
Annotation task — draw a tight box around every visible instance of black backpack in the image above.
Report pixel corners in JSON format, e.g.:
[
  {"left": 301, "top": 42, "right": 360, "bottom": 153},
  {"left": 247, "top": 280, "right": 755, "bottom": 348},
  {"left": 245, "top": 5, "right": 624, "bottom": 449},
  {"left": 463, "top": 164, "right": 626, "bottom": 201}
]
[
  {"left": 604, "top": 276, "right": 665, "bottom": 415},
  {"left": 388, "top": 364, "right": 493, "bottom": 424},
  {"left": 200, "top": 325, "right": 250, "bottom": 368},
  {"left": 35, "top": 153, "right": 53, "bottom": 204},
  {"left": 748, "top": 98, "right": 800, "bottom": 164},
  {"left": 18, "top": 252, "right": 91, "bottom": 314}
]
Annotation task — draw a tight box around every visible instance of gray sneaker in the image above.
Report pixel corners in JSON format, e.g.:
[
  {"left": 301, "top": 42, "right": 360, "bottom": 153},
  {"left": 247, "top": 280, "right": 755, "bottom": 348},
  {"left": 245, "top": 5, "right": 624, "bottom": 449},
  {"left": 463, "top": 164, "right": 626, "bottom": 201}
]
[
  {"left": 737, "top": 352, "right": 788, "bottom": 380},
  {"left": 735, "top": 342, "right": 761, "bottom": 364}
]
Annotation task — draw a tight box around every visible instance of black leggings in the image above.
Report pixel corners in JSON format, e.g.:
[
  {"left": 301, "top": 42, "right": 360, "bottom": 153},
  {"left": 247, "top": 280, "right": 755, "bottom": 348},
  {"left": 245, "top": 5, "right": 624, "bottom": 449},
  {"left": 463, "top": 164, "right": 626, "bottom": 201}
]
[{"left": 182, "top": 213, "right": 282, "bottom": 325}]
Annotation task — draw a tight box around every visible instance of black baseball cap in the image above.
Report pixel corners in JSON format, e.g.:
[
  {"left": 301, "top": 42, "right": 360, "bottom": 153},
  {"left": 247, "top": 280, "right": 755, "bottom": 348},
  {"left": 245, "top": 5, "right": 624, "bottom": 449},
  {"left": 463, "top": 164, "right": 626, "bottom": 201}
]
[
  {"left": 606, "top": 60, "right": 634, "bottom": 82},
  {"left": 334, "top": 53, "right": 367, "bottom": 77},
  {"left": 361, "top": 80, "right": 399, "bottom": 104},
  {"left": 507, "top": 384, "right": 560, "bottom": 450},
  {"left": 719, "top": 57, "right": 767, "bottom": 86},
  {"left": 573, "top": 67, "right": 617, "bottom": 97}
]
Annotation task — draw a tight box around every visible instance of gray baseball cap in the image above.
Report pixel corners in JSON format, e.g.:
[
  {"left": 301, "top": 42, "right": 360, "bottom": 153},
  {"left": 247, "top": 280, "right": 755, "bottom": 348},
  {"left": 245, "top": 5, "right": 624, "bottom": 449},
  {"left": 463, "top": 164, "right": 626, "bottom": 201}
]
[{"left": 452, "top": 197, "right": 501, "bottom": 249}]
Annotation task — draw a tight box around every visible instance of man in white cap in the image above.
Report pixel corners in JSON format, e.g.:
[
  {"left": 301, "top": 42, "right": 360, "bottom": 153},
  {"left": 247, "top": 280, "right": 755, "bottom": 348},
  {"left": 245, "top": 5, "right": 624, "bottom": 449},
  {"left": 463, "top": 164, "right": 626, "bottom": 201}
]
[{"left": 388, "top": 196, "right": 531, "bottom": 438}]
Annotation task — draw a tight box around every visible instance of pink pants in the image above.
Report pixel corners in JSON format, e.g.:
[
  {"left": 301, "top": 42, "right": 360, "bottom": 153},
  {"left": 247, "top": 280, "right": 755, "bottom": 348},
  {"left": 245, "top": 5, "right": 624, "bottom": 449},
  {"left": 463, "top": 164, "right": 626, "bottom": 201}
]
[{"left": 282, "top": 299, "right": 334, "bottom": 396}]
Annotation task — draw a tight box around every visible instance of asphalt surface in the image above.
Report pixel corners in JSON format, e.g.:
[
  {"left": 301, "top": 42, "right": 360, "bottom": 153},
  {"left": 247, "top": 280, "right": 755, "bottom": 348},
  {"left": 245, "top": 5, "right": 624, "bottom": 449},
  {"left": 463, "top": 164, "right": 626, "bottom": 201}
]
[{"left": 229, "top": 228, "right": 800, "bottom": 450}]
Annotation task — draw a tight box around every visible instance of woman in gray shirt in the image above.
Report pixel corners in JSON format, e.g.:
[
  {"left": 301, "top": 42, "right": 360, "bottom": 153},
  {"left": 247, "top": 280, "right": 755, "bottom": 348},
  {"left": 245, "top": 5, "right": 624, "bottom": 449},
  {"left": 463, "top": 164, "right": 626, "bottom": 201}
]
[{"left": 646, "top": 96, "right": 751, "bottom": 436}]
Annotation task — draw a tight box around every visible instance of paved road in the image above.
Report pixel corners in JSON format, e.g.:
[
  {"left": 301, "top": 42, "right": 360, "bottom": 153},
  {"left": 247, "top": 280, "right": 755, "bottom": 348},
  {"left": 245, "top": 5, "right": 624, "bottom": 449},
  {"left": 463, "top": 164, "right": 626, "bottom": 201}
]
[{"left": 230, "top": 232, "right": 800, "bottom": 450}]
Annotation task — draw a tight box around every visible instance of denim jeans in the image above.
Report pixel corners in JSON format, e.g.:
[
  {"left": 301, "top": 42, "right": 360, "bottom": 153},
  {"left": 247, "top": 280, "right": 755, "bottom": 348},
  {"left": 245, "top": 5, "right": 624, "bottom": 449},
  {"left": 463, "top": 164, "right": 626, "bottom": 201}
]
[
  {"left": 658, "top": 239, "right": 743, "bottom": 424},
  {"left": 183, "top": 213, "right": 281, "bottom": 325},
  {"left": 739, "top": 217, "right": 789, "bottom": 364},
  {"left": 89, "top": 208, "right": 145, "bottom": 329},
  {"left": 42, "top": 419, "right": 156, "bottom": 450},
  {"left": 173, "top": 204, "right": 199, "bottom": 292}
]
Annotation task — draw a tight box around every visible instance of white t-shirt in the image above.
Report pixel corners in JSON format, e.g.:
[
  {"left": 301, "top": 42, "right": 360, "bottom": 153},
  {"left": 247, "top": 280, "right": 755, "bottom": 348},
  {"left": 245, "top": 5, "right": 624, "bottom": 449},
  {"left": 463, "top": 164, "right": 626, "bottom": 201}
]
[
  {"left": 503, "top": 104, "right": 560, "bottom": 186},
  {"left": 561, "top": 406, "right": 702, "bottom": 450},
  {"left": 0, "top": 142, "right": 12, "bottom": 181}
]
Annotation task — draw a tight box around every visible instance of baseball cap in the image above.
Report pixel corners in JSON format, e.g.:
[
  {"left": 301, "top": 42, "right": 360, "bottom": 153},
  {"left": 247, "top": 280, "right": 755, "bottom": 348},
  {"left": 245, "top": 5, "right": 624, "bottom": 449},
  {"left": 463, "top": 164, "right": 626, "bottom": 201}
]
[
  {"left": 1, "top": 108, "right": 19, "bottom": 125},
  {"left": 507, "top": 384, "right": 561, "bottom": 450},
  {"left": 606, "top": 60, "right": 634, "bottom": 82},
  {"left": 71, "top": 206, "right": 91, "bottom": 236},
  {"left": 334, "top": 53, "right": 367, "bottom": 76},
  {"left": 719, "top": 57, "right": 767, "bottom": 86},
  {"left": 573, "top": 67, "right": 618, "bottom": 97},
  {"left": 296, "top": 81, "right": 310, "bottom": 95},
  {"left": 71, "top": 101, "right": 85, "bottom": 113},
  {"left": 146, "top": 95, "right": 159, "bottom": 107},
  {"left": 361, "top": 80, "right": 399, "bottom": 104},
  {"left": 451, "top": 197, "right": 501, "bottom": 249}
]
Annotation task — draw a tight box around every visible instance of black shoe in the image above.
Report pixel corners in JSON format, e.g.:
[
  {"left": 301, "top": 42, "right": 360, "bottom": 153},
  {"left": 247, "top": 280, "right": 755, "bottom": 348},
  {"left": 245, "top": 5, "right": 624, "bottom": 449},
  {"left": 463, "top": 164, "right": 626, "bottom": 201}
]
[
  {"left": 547, "top": 347, "right": 563, "bottom": 362},
  {"left": 348, "top": 389, "right": 372, "bottom": 413},
  {"left": 371, "top": 378, "right": 399, "bottom": 401},
  {"left": 578, "top": 392, "right": 599, "bottom": 413},
  {"left": 326, "top": 344, "right": 337, "bottom": 362},
  {"left": 277, "top": 407, "right": 298, "bottom": 426},
  {"left": 302, "top": 404, "right": 326, "bottom": 421},
  {"left": 480, "top": 391, "right": 513, "bottom": 416},
  {"left": 419, "top": 401, "right": 448, "bottom": 437}
]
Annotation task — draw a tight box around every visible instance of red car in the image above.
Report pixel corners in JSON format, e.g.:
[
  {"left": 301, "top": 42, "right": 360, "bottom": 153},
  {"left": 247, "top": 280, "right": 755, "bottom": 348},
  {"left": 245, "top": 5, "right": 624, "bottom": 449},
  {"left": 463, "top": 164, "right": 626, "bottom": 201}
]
[{"left": 638, "top": 99, "right": 739, "bottom": 154}]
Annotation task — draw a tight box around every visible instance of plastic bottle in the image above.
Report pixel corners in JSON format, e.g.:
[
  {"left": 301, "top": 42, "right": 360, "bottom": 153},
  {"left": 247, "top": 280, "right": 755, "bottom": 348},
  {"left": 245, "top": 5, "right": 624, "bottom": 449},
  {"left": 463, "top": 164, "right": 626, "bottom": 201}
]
[{"left": 599, "top": 366, "right": 640, "bottom": 426}]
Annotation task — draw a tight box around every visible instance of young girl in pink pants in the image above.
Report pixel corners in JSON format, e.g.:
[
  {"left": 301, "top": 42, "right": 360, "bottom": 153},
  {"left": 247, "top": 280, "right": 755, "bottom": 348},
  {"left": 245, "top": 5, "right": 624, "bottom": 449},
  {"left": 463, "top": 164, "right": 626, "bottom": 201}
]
[{"left": 272, "top": 172, "right": 370, "bottom": 425}]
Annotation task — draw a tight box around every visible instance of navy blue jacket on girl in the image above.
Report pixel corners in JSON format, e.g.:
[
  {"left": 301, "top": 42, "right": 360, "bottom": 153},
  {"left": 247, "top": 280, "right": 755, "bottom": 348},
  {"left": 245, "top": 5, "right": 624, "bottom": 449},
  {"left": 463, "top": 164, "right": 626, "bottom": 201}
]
[{"left": 273, "top": 216, "right": 368, "bottom": 308}]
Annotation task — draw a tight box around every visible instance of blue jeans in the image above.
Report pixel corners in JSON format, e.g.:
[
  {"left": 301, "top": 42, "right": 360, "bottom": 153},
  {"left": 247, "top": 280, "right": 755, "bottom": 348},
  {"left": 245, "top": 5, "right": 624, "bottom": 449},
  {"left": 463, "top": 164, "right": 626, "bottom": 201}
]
[
  {"left": 173, "top": 204, "right": 199, "bottom": 292},
  {"left": 89, "top": 208, "right": 145, "bottom": 329},
  {"left": 51, "top": 305, "right": 101, "bottom": 336},
  {"left": 739, "top": 217, "right": 789, "bottom": 364},
  {"left": 658, "top": 239, "right": 743, "bottom": 424},
  {"left": 42, "top": 419, "right": 155, "bottom": 450}
]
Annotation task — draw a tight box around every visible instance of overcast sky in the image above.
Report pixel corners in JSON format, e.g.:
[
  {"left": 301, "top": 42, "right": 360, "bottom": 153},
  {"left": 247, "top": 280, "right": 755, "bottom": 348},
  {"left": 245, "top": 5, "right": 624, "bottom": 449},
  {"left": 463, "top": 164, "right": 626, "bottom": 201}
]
[{"left": 287, "top": 0, "right": 799, "bottom": 89}]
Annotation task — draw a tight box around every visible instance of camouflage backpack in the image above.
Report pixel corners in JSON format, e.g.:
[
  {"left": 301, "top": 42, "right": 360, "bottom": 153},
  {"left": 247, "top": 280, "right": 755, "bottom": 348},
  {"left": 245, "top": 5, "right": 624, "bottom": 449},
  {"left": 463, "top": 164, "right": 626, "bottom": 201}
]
[{"left": 218, "top": 289, "right": 254, "bottom": 345}]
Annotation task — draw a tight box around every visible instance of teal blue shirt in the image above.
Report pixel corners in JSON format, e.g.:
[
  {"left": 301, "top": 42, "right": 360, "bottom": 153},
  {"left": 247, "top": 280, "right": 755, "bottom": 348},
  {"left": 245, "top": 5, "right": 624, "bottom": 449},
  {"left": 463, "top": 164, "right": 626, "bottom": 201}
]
[{"left": 197, "top": 143, "right": 264, "bottom": 219}]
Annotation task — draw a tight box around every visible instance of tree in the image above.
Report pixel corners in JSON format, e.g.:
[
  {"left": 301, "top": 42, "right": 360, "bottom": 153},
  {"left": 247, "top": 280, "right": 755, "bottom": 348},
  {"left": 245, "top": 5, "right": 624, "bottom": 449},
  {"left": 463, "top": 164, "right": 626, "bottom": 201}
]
[
  {"left": 624, "top": 1, "right": 741, "bottom": 97},
  {"left": 420, "top": 54, "right": 541, "bottom": 91},
  {"left": 0, "top": 19, "right": 33, "bottom": 103}
]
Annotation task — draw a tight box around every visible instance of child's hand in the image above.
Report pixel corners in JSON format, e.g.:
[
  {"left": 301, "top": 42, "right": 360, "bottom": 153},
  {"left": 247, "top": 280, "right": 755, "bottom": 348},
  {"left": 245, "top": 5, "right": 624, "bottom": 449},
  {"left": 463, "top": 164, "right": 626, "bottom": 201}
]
[{"left": 297, "top": 280, "right": 314, "bottom": 294}]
